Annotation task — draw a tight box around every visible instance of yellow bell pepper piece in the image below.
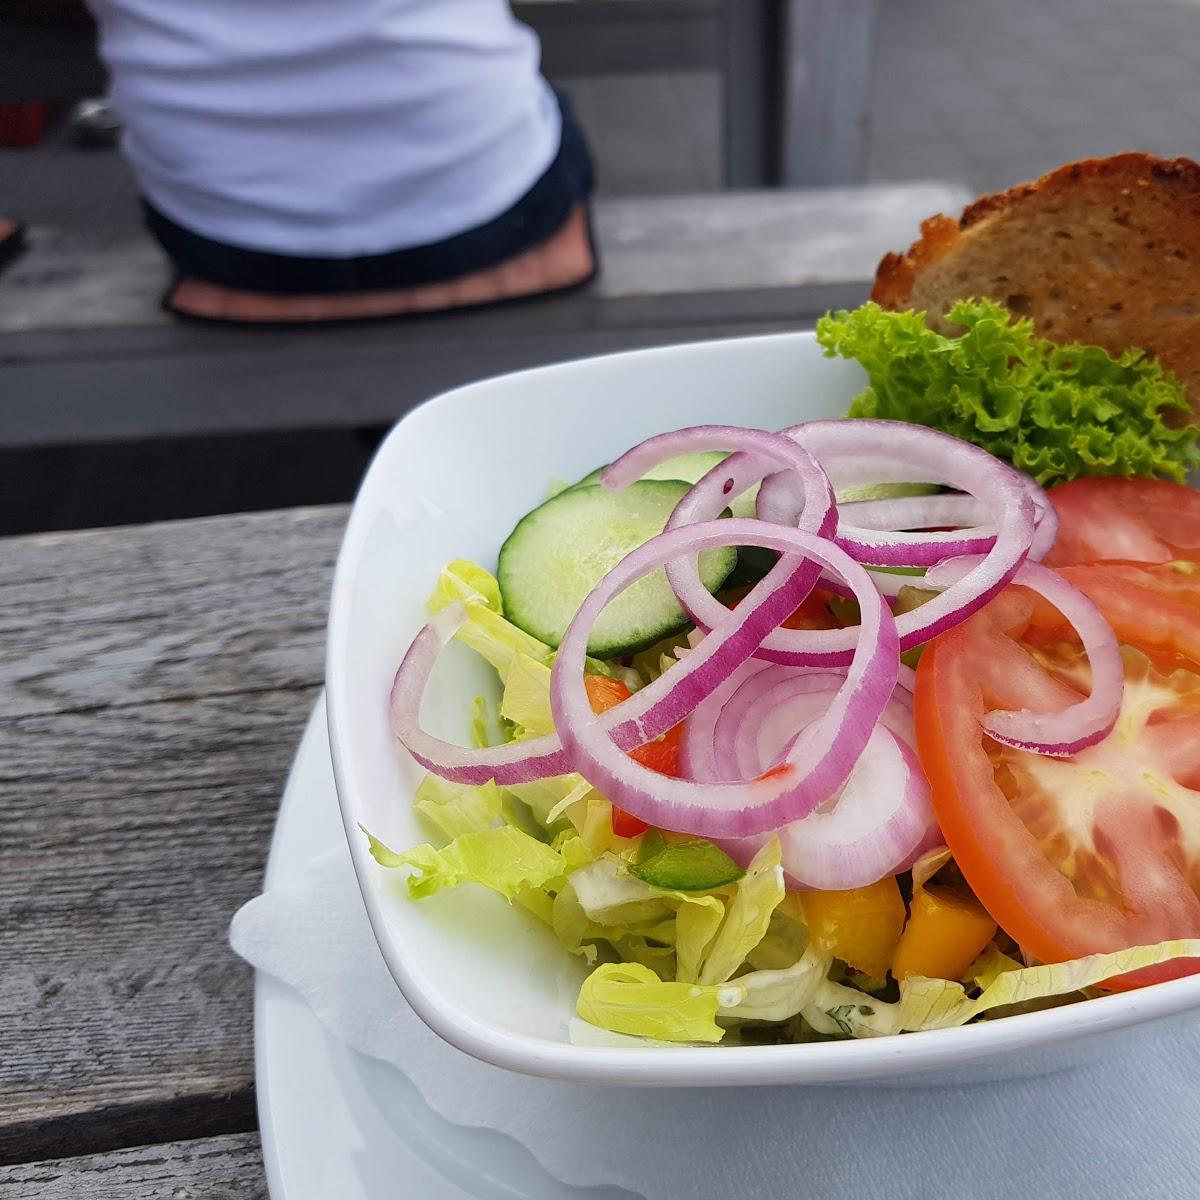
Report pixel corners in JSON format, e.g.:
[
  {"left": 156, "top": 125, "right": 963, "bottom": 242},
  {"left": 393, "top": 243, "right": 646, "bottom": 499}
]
[
  {"left": 892, "top": 886, "right": 998, "bottom": 982},
  {"left": 796, "top": 878, "right": 906, "bottom": 981}
]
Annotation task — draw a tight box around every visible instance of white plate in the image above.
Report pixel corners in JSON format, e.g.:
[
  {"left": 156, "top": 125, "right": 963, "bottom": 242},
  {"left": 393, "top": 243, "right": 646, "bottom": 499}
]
[
  {"left": 325, "top": 331, "right": 1200, "bottom": 1086},
  {"left": 256, "top": 696, "right": 639, "bottom": 1200},
  {"left": 256, "top": 699, "right": 1200, "bottom": 1200}
]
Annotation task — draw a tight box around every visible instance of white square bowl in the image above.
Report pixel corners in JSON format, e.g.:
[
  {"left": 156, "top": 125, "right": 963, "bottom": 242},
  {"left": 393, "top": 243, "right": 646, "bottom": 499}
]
[{"left": 326, "top": 331, "right": 1200, "bottom": 1087}]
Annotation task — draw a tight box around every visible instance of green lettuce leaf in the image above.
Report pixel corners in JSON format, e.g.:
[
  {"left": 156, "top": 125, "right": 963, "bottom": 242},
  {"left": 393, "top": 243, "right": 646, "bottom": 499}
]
[
  {"left": 697, "top": 838, "right": 785, "bottom": 985},
  {"left": 744, "top": 909, "right": 810, "bottom": 972},
  {"left": 898, "top": 939, "right": 1200, "bottom": 1031},
  {"left": 786, "top": 938, "right": 1200, "bottom": 1038},
  {"left": 576, "top": 962, "right": 727, "bottom": 1043},
  {"left": 675, "top": 898, "right": 726, "bottom": 984},
  {"left": 469, "top": 695, "right": 496, "bottom": 749},
  {"left": 570, "top": 856, "right": 677, "bottom": 927},
  {"left": 362, "top": 824, "right": 564, "bottom": 901},
  {"left": 413, "top": 776, "right": 503, "bottom": 840},
  {"left": 965, "top": 943, "right": 1024, "bottom": 990},
  {"left": 427, "top": 561, "right": 554, "bottom": 681},
  {"left": 816, "top": 300, "right": 1199, "bottom": 486},
  {"left": 722, "top": 949, "right": 832, "bottom": 1024},
  {"left": 555, "top": 854, "right": 727, "bottom": 979},
  {"left": 505, "top": 774, "right": 588, "bottom": 830},
  {"left": 500, "top": 652, "right": 555, "bottom": 737}
]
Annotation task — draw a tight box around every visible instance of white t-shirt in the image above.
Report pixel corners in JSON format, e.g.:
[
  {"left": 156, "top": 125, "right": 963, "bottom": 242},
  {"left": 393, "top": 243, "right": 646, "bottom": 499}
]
[{"left": 90, "top": 0, "right": 561, "bottom": 256}]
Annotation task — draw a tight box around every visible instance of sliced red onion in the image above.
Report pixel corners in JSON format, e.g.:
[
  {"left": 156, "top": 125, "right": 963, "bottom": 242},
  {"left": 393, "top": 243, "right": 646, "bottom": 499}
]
[
  {"left": 835, "top": 487, "right": 1057, "bottom": 565},
  {"left": 388, "top": 605, "right": 572, "bottom": 785},
  {"left": 550, "top": 519, "right": 899, "bottom": 838},
  {"left": 600, "top": 425, "right": 835, "bottom": 539},
  {"left": 682, "top": 664, "right": 935, "bottom": 889},
  {"left": 1026, "top": 485, "right": 1059, "bottom": 562},
  {"left": 609, "top": 427, "right": 841, "bottom": 682},
  {"left": 836, "top": 516, "right": 998, "bottom": 567},
  {"left": 669, "top": 420, "right": 1038, "bottom": 665},
  {"left": 837, "top": 493, "right": 990, "bottom": 531},
  {"left": 773, "top": 726, "right": 935, "bottom": 890},
  {"left": 926, "top": 556, "right": 1124, "bottom": 756}
]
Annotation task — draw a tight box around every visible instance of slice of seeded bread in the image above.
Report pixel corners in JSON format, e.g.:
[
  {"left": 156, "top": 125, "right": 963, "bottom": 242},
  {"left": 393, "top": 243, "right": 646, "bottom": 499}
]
[{"left": 871, "top": 153, "right": 1200, "bottom": 405}]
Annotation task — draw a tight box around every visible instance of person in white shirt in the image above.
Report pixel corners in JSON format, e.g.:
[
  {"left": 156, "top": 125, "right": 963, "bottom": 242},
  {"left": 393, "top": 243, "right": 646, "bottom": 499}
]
[{"left": 86, "top": 0, "right": 596, "bottom": 322}]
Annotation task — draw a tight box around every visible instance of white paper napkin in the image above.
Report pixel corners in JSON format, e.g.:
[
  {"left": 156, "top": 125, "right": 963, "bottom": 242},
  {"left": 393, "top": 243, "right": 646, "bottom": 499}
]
[{"left": 231, "top": 845, "right": 1200, "bottom": 1200}]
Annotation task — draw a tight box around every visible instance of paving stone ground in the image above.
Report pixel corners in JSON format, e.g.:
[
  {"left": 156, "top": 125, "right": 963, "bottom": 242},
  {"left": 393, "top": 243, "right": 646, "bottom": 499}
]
[{"left": 868, "top": 0, "right": 1200, "bottom": 194}]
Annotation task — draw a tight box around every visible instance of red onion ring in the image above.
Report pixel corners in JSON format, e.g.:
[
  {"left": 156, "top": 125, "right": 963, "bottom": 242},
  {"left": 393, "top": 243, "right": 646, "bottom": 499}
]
[
  {"left": 772, "top": 726, "right": 937, "bottom": 890},
  {"left": 837, "top": 493, "right": 990, "bottom": 531},
  {"left": 682, "top": 664, "right": 935, "bottom": 889},
  {"left": 600, "top": 425, "right": 836, "bottom": 539},
  {"left": 604, "top": 426, "right": 839, "bottom": 676},
  {"left": 927, "top": 556, "right": 1124, "bottom": 756},
  {"left": 668, "top": 420, "right": 1038, "bottom": 665},
  {"left": 836, "top": 488, "right": 1057, "bottom": 565},
  {"left": 550, "top": 519, "right": 899, "bottom": 838}
]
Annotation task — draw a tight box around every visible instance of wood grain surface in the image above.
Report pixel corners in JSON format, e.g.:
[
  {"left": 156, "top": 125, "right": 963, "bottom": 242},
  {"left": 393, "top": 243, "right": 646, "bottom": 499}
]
[
  {"left": 0, "top": 1133, "right": 265, "bottom": 1199},
  {"left": 0, "top": 507, "right": 346, "bottom": 1167}
]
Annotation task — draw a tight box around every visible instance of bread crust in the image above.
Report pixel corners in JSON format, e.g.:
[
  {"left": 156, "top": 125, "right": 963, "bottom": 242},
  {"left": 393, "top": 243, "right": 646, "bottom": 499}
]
[{"left": 871, "top": 153, "right": 1200, "bottom": 404}]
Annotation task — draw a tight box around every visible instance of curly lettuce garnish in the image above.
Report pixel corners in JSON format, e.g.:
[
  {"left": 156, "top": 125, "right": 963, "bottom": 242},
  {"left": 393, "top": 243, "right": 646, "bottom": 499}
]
[{"left": 816, "top": 300, "right": 1199, "bottom": 486}]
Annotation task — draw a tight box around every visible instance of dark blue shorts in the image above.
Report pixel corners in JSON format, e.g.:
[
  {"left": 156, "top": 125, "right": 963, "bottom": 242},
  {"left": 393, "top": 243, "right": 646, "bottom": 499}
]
[{"left": 142, "top": 91, "right": 594, "bottom": 295}]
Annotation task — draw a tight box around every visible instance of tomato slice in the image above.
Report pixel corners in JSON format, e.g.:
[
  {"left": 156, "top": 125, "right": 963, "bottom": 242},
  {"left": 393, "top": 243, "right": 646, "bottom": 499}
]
[
  {"left": 915, "top": 563, "right": 1200, "bottom": 987},
  {"left": 583, "top": 674, "right": 680, "bottom": 837},
  {"left": 1045, "top": 477, "right": 1200, "bottom": 567}
]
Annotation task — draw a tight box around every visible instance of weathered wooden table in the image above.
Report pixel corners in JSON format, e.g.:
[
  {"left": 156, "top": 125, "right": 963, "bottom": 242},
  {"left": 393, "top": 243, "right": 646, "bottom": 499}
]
[{"left": 0, "top": 506, "right": 348, "bottom": 1196}]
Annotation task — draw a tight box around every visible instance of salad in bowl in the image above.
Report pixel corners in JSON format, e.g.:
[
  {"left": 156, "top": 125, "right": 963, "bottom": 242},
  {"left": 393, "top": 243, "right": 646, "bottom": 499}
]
[{"left": 356, "top": 298, "right": 1200, "bottom": 1051}]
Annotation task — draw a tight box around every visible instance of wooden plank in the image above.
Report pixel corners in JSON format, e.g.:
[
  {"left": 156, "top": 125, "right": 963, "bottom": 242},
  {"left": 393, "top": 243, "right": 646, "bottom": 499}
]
[
  {"left": 0, "top": 1133, "right": 265, "bottom": 1199},
  {"left": 1, "top": 185, "right": 970, "bottom": 336},
  {"left": 779, "top": 0, "right": 879, "bottom": 186},
  {"left": 0, "top": 509, "right": 345, "bottom": 1164},
  {"left": 0, "top": 506, "right": 344, "bottom": 719},
  {"left": 0, "top": 184, "right": 969, "bottom": 449}
]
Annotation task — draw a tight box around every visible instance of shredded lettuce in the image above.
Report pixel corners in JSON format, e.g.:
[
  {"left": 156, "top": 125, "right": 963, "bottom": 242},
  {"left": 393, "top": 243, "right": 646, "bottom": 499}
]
[
  {"left": 500, "top": 652, "right": 556, "bottom": 737},
  {"left": 427, "top": 561, "right": 554, "bottom": 681},
  {"left": 413, "top": 776, "right": 503, "bottom": 840},
  {"left": 898, "top": 939, "right": 1200, "bottom": 1031},
  {"left": 697, "top": 839, "right": 785, "bottom": 985},
  {"left": 363, "top": 824, "right": 565, "bottom": 902},
  {"left": 816, "top": 300, "right": 1199, "bottom": 486},
  {"left": 576, "top": 963, "right": 728, "bottom": 1043},
  {"left": 428, "top": 559, "right": 628, "bottom": 690},
  {"left": 469, "top": 695, "right": 496, "bottom": 749},
  {"left": 965, "top": 943, "right": 1024, "bottom": 991},
  {"left": 675, "top": 898, "right": 726, "bottom": 984},
  {"left": 744, "top": 909, "right": 810, "bottom": 972}
]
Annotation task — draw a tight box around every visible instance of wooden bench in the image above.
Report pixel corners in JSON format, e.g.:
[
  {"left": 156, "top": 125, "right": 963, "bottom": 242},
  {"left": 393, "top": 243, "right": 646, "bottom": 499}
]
[{"left": 0, "top": 183, "right": 970, "bottom": 451}]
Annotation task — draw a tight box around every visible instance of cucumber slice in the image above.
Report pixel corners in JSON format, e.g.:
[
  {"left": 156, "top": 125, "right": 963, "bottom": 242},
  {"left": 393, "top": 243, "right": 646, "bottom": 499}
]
[
  {"left": 498, "top": 480, "right": 736, "bottom": 658},
  {"left": 572, "top": 452, "right": 759, "bottom": 520}
]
